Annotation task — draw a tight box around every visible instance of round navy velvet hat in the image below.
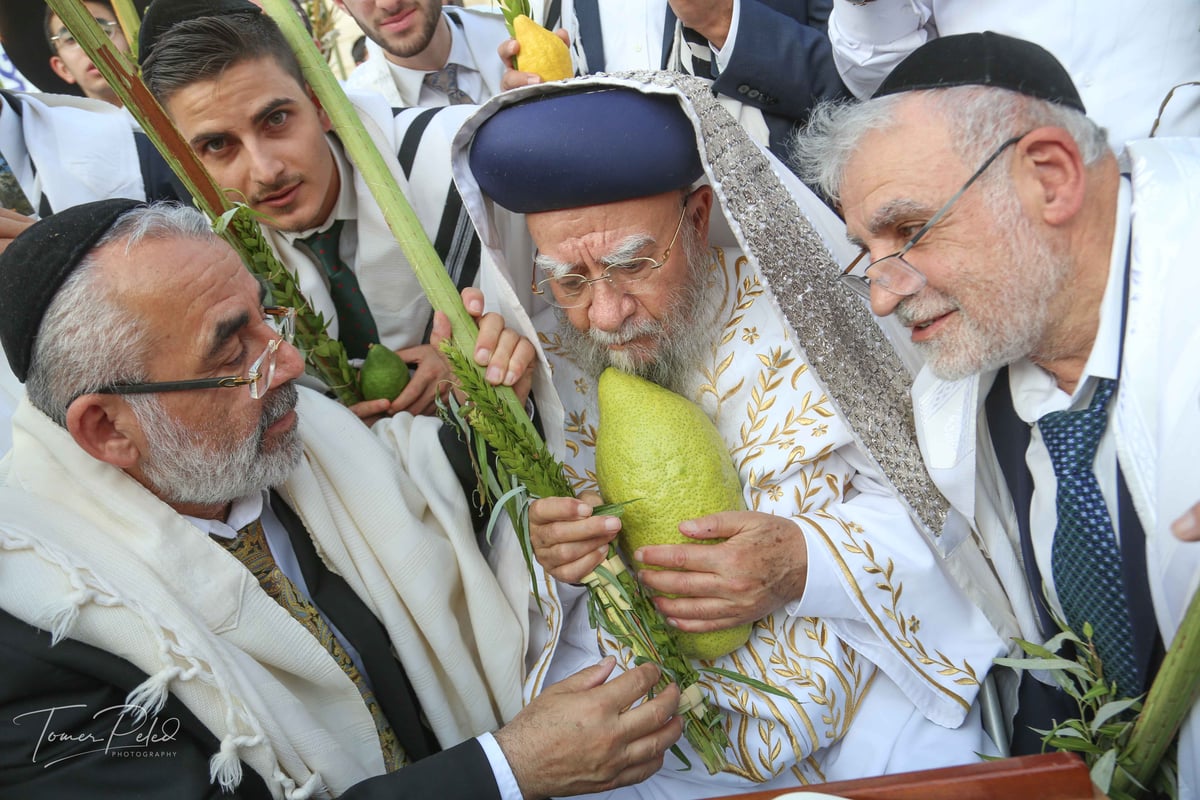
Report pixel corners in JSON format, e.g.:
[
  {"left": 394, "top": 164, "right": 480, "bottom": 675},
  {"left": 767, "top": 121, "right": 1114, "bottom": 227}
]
[{"left": 468, "top": 88, "right": 705, "bottom": 214}]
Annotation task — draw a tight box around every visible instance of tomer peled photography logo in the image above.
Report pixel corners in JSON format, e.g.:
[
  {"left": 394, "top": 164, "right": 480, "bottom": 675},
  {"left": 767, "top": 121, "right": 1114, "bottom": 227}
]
[{"left": 11, "top": 703, "right": 181, "bottom": 767}]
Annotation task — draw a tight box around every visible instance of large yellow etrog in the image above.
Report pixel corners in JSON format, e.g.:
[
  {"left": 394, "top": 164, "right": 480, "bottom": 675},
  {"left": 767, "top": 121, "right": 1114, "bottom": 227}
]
[
  {"left": 513, "top": 15, "right": 573, "bottom": 82},
  {"left": 595, "top": 367, "right": 752, "bottom": 660}
]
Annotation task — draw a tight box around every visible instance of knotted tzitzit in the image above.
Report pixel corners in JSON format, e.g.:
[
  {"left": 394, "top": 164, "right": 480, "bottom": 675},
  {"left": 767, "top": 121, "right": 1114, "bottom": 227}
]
[
  {"left": 422, "top": 63, "right": 474, "bottom": 105},
  {"left": 221, "top": 519, "right": 408, "bottom": 771},
  {"left": 1040, "top": 378, "right": 1138, "bottom": 695}
]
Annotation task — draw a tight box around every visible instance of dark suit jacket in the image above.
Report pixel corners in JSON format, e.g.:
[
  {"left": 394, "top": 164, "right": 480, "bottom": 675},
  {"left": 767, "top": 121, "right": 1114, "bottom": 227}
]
[
  {"left": 0, "top": 484, "right": 502, "bottom": 800},
  {"left": 0, "top": 609, "right": 499, "bottom": 799},
  {"left": 565, "top": 0, "right": 848, "bottom": 162}
]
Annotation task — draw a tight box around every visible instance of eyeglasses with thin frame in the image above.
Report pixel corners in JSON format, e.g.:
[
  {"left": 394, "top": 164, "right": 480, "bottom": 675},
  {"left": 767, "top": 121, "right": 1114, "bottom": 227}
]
[
  {"left": 840, "top": 132, "right": 1029, "bottom": 301},
  {"left": 93, "top": 306, "right": 296, "bottom": 401},
  {"left": 50, "top": 18, "right": 122, "bottom": 49},
  {"left": 531, "top": 203, "right": 689, "bottom": 309}
]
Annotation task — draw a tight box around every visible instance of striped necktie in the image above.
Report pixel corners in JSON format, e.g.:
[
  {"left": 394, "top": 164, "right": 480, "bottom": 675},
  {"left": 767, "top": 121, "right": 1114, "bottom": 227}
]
[
  {"left": 1040, "top": 378, "right": 1138, "bottom": 695},
  {"left": 220, "top": 519, "right": 408, "bottom": 770},
  {"left": 300, "top": 220, "right": 380, "bottom": 360},
  {"left": 422, "top": 63, "right": 474, "bottom": 105}
]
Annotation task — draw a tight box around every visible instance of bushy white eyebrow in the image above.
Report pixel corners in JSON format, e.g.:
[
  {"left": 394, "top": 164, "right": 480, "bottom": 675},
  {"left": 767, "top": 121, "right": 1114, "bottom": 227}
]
[{"left": 533, "top": 233, "right": 656, "bottom": 278}]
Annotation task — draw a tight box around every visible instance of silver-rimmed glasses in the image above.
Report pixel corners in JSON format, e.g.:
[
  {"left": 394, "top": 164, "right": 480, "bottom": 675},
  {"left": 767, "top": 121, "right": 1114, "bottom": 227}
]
[
  {"left": 94, "top": 306, "right": 296, "bottom": 401},
  {"left": 840, "top": 132, "right": 1028, "bottom": 301},
  {"left": 531, "top": 204, "right": 689, "bottom": 309},
  {"left": 49, "top": 18, "right": 123, "bottom": 49}
]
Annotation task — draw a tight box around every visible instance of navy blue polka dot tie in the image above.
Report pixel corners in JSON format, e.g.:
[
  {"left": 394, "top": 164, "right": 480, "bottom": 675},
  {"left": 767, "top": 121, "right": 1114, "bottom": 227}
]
[{"left": 1040, "top": 378, "right": 1137, "bottom": 695}]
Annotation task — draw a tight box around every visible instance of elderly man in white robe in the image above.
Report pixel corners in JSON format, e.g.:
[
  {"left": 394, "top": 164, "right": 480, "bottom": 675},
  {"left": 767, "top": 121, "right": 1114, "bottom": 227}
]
[{"left": 450, "top": 72, "right": 1012, "bottom": 799}]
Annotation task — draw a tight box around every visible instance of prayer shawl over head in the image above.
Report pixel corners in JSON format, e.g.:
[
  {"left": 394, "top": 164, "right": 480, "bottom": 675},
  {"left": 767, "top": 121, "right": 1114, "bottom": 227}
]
[
  {"left": 448, "top": 72, "right": 1013, "bottom": 795},
  {"left": 0, "top": 388, "right": 528, "bottom": 798}
]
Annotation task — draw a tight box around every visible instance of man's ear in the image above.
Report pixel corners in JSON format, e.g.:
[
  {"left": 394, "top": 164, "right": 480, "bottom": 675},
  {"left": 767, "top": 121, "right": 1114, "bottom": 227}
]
[
  {"left": 1015, "top": 127, "right": 1087, "bottom": 227},
  {"left": 308, "top": 85, "right": 333, "bottom": 132},
  {"left": 688, "top": 184, "right": 715, "bottom": 242},
  {"left": 48, "top": 55, "right": 79, "bottom": 86},
  {"left": 65, "top": 394, "right": 144, "bottom": 470}
]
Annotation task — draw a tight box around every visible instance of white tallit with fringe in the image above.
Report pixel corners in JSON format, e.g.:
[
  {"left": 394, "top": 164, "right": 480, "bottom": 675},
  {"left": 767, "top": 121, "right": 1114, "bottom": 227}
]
[{"left": 0, "top": 388, "right": 529, "bottom": 799}]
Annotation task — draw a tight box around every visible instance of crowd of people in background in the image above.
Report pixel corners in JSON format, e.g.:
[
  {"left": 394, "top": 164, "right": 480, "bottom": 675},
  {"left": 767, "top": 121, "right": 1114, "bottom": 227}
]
[{"left": 0, "top": 1, "right": 1197, "bottom": 798}]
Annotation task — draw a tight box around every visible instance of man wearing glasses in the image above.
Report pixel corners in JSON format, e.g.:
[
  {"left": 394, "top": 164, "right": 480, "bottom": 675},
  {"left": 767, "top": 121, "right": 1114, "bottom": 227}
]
[
  {"left": 44, "top": 1, "right": 131, "bottom": 107},
  {"left": 0, "top": 200, "right": 685, "bottom": 798},
  {"left": 795, "top": 32, "right": 1200, "bottom": 785},
  {"left": 456, "top": 74, "right": 1006, "bottom": 796}
]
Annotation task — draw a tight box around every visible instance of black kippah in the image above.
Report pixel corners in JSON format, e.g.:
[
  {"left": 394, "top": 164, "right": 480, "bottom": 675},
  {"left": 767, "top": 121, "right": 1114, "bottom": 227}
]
[
  {"left": 0, "top": 198, "right": 143, "bottom": 382},
  {"left": 139, "top": 0, "right": 259, "bottom": 63},
  {"left": 468, "top": 88, "right": 704, "bottom": 214},
  {"left": 873, "top": 31, "right": 1086, "bottom": 114}
]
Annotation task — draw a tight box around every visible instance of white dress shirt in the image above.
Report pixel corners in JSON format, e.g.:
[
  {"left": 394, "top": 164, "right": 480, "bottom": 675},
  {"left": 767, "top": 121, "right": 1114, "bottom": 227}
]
[
  {"left": 1008, "top": 178, "right": 1131, "bottom": 620},
  {"left": 189, "top": 491, "right": 522, "bottom": 799}
]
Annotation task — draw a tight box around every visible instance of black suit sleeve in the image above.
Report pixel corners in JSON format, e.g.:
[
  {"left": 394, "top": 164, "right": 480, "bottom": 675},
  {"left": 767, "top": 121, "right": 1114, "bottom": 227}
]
[
  {"left": 0, "top": 609, "right": 270, "bottom": 800},
  {"left": 0, "top": 610, "right": 501, "bottom": 800},
  {"left": 341, "top": 739, "right": 502, "bottom": 800}
]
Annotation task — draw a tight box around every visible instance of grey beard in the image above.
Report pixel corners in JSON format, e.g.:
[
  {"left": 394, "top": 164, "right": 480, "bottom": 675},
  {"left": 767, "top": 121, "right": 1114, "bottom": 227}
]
[
  {"left": 555, "top": 234, "right": 723, "bottom": 396},
  {"left": 131, "top": 383, "right": 302, "bottom": 506}
]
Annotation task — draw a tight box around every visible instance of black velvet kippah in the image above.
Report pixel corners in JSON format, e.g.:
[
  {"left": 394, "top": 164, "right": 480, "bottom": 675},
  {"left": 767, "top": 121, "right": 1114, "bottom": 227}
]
[
  {"left": 0, "top": 198, "right": 143, "bottom": 382},
  {"left": 468, "top": 88, "right": 704, "bottom": 214},
  {"left": 873, "top": 31, "right": 1086, "bottom": 114},
  {"left": 139, "top": 0, "right": 259, "bottom": 63}
]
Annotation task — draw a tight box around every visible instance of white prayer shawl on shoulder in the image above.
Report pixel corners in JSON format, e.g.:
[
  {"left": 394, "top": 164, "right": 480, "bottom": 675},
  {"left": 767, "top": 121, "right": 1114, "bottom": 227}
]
[
  {"left": 0, "top": 388, "right": 528, "bottom": 799},
  {"left": 0, "top": 91, "right": 144, "bottom": 212},
  {"left": 261, "top": 89, "right": 487, "bottom": 352},
  {"left": 449, "top": 72, "right": 1009, "bottom": 795}
]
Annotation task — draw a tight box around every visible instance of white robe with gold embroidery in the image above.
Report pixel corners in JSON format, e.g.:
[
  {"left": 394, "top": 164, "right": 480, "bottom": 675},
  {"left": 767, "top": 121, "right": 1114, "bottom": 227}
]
[{"left": 450, "top": 73, "right": 1008, "bottom": 797}]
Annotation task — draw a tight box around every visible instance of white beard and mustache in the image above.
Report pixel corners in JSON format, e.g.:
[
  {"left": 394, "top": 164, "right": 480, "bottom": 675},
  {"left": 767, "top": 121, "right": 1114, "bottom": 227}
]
[
  {"left": 130, "top": 383, "right": 302, "bottom": 506},
  {"left": 553, "top": 223, "right": 724, "bottom": 396},
  {"left": 895, "top": 188, "right": 1071, "bottom": 382}
]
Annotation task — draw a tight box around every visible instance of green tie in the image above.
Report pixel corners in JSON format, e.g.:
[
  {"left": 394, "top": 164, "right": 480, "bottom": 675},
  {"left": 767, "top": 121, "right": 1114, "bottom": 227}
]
[
  {"left": 220, "top": 519, "right": 407, "bottom": 771},
  {"left": 300, "top": 221, "right": 381, "bottom": 360}
]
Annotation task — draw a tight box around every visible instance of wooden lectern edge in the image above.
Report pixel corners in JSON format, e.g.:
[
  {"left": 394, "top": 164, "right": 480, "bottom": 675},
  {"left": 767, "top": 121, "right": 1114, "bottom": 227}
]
[{"left": 700, "top": 752, "right": 1095, "bottom": 800}]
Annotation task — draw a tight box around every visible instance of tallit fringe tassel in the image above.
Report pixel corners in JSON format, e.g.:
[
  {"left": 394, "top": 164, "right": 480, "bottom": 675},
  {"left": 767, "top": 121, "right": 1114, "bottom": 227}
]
[
  {"left": 209, "top": 733, "right": 264, "bottom": 791},
  {"left": 125, "top": 666, "right": 185, "bottom": 718},
  {"left": 281, "top": 770, "right": 324, "bottom": 800},
  {"left": 46, "top": 587, "right": 98, "bottom": 645}
]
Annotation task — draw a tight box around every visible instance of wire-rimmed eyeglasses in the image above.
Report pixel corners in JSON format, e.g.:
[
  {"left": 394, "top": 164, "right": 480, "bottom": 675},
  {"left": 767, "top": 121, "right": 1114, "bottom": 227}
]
[
  {"left": 840, "top": 132, "right": 1029, "bottom": 301},
  {"left": 531, "top": 204, "right": 689, "bottom": 309},
  {"left": 49, "top": 18, "right": 123, "bottom": 49},
  {"left": 93, "top": 307, "right": 296, "bottom": 401}
]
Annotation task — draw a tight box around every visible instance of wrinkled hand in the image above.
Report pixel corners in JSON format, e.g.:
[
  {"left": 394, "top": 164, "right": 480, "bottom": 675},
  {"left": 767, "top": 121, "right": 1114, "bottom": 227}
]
[
  {"left": 498, "top": 29, "right": 571, "bottom": 90},
  {"left": 529, "top": 492, "right": 620, "bottom": 583},
  {"left": 1172, "top": 502, "right": 1200, "bottom": 542},
  {"left": 430, "top": 287, "right": 537, "bottom": 406},
  {"left": 667, "top": 0, "right": 734, "bottom": 48},
  {"left": 386, "top": 343, "right": 452, "bottom": 417},
  {"left": 494, "top": 658, "right": 683, "bottom": 800},
  {"left": 635, "top": 511, "right": 808, "bottom": 632},
  {"left": 0, "top": 207, "right": 35, "bottom": 255}
]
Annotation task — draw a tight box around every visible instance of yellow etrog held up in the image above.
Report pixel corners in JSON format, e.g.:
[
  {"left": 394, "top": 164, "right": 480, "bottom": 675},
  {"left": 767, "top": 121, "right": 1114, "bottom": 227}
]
[
  {"left": 499, "top": 0, "right": 573, "bottom": 82},
  {"left": 594, "top": 367, "right": 752, "bottom": 660}
]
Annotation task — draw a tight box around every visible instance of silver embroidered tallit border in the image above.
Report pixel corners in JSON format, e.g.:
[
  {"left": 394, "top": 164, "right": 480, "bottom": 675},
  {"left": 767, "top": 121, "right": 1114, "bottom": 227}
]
[
  {"left": 628, "top": 70, "right": 950, "bottom": 538},
  {"left": 455, "top": 70, "right": 950, "bottom": 540}
]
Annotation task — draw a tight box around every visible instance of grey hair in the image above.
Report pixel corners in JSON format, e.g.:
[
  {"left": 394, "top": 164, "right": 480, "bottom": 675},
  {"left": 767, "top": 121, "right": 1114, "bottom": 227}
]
[
  {"left": 792, "top": 86, "right": 1112, "bottom": 207},
  {"left": 25, "top": 203, "right": 219, "bottom": 426}
]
